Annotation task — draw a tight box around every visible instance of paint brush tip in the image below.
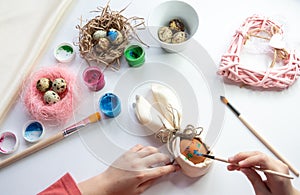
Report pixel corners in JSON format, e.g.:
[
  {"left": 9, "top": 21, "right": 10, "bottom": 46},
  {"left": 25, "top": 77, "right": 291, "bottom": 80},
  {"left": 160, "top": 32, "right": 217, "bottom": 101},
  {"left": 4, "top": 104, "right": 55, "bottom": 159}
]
[
  {"left": 198, "top": 153, "right": 214, "bottom": 159},
  {"left": 88, "top": 112, "right": 101, "bottom": 123},
  {"left": 220, "top": 96, "right": 228, "bottom": 104}
]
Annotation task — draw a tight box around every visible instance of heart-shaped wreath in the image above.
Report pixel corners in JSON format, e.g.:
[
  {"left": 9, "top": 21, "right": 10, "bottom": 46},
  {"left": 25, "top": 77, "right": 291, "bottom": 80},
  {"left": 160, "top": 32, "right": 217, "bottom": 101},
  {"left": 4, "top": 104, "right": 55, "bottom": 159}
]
[{"left": 218, "top": 14, "right": 300, "bottom": 89}]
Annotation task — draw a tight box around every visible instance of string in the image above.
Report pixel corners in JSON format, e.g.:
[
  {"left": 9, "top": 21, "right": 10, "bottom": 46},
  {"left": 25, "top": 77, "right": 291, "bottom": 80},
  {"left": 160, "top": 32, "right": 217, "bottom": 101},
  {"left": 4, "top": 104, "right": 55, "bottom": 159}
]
[{"left": 154, "top": 105, "right": 207, "bottom": 157}]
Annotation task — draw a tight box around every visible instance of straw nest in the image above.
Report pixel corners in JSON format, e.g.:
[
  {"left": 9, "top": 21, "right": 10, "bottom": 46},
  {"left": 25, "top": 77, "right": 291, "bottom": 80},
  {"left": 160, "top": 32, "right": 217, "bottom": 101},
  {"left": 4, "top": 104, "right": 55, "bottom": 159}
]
[{"left": 76, "top": 2, "right": 145, "bottom": 70}]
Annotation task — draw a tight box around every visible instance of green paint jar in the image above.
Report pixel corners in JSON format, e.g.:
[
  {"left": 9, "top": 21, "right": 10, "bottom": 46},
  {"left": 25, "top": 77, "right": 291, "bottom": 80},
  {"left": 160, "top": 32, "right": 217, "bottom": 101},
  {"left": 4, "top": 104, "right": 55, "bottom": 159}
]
[
  {"left": 54, "top": 42, "right": 75, "bottom": 63},
  {"left": 124, "top": 44, "right": 145, "bottom": 67}
]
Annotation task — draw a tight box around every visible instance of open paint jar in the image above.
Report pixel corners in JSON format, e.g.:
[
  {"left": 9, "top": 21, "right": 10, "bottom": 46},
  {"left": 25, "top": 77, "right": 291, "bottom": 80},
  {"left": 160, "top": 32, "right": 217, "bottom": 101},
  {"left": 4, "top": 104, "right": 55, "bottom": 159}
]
[
  {"left": 54, "top": 42, "right": 75, "bottom": 63},
  {"left": 83, "top": 66, "right": 105, "bottom": 91},
  {"left": 124, "top": 44, "right": 145, "bottom": 67},
  {"left": 99, "top": 93, "right": 121, "bottom": 118},
  {"left": 0, "top": 131, "right": 19, "bottom": 154},
  {"left": 23, "top": 120, "right": 45, "bottom": 143}
]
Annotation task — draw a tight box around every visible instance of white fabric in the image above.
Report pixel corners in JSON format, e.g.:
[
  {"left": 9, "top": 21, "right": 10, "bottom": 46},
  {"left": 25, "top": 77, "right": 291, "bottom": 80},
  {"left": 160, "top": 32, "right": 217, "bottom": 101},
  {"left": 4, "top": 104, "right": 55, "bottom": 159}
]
[{"left": 0, "top": 0, "right": 73, "bottom": 123}]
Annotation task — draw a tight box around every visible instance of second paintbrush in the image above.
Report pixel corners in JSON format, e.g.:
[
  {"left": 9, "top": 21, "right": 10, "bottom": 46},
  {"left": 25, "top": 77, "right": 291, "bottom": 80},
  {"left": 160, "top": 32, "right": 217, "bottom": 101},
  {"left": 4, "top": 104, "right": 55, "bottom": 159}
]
[
  {"left": 220, "top": 96, "right": 299, "bottom": 177},
  {"left": 201, "top": 153, "right": 294, "bottom": 179}
]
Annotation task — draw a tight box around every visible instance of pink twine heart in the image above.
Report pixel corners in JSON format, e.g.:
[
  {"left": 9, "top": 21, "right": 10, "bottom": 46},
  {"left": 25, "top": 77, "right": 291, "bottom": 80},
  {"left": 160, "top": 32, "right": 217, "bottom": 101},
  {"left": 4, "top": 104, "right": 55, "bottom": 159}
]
[{"left": 218, "top": 14, "right": 300, "bottom": 89}]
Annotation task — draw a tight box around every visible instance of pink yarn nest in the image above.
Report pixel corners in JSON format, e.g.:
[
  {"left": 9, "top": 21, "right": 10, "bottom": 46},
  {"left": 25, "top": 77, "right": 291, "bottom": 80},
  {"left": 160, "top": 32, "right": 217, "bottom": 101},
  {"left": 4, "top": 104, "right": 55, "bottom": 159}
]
[
  {"left": 23, "top": 65, "right": 79, "bottom": 125},
  {"left": 218, "top": 14, "right": 300, "bottom": 89}
]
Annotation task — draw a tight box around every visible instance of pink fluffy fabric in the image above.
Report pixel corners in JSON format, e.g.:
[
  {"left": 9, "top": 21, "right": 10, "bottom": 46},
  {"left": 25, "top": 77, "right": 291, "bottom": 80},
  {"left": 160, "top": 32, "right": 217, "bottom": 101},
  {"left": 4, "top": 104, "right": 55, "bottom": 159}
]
[{"left": 23, "top": 65, "right": 79, "bottom": 125}]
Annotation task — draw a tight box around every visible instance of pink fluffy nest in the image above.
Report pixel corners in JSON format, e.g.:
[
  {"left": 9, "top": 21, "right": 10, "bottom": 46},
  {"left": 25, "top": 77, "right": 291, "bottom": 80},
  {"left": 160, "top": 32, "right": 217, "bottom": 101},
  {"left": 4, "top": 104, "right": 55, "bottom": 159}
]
[{"left": 23, "top": 66, "right": 79, "bottom": 125}]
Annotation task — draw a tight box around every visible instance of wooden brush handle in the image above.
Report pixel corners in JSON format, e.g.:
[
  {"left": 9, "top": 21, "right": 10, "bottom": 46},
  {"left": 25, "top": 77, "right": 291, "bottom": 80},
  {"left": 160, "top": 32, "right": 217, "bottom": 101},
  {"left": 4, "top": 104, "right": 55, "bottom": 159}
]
[
  {"left": 0, "top": 132, "right": 64, "bottom": 169},
  {"left": 239, "top": 116, "right": 299, "bottom": 177},
  {"left": 213, "top": 156, "right": 293, "bottom": 179}
]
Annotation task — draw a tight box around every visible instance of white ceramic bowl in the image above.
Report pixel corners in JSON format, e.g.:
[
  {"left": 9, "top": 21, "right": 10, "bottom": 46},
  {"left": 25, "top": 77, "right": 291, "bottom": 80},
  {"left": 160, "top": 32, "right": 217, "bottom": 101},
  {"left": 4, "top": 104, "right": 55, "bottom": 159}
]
[{"left": 147, "top": 0, "right": 199, "bottom": 52}]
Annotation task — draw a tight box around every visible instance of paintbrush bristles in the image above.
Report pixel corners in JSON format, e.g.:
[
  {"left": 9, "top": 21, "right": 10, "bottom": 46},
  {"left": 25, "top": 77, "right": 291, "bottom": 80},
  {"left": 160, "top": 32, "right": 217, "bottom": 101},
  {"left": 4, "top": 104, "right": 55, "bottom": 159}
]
[
  {"left": 88, "top": 112, "right": 101, "bottom": 123},
  {"left": 0, "top": 112, "right": 101, "bottom": 169},
  {"left": 220, "top": 96, "right": 228, "bottom": 104},
  {"left": 220, "top": 96, "right": 240, "bottom": 116}
]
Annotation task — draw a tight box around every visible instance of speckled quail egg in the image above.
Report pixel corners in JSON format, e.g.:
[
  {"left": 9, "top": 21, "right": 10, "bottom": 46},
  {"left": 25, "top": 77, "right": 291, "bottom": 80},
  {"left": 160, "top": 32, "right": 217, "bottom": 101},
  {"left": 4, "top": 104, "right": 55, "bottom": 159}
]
[
  {"left": 44, "top": 90, "right": 60, "bottom": 105},
  {"left": 169, "top": 18, "right": 185, "bottom": 32},
  {"left": 52, "top": 78, "right": 67, "bottom": 94},
  {"left": 172, "top": 31, "right": 187, "bottom": 43},
  {"left": 93, "top": 30, "right": 107, "bottom": 40},
  {"left": 107, "top": 28, "right": 124, "bottom": 45},
  {"left": 36, "top": 78, "right": 52, "bottom": 92},
  {"left": 158, "top": 26, "right": 173, "bottom": 43},
  {"left": 94, "top": 37, "right": 110, "bottom": 53}
]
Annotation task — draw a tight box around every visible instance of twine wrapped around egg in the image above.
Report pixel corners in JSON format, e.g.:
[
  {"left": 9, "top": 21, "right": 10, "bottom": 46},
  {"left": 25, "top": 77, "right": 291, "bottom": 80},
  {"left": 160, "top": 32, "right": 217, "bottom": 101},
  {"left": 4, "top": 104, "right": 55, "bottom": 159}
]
[
  {"left": 156, "top": 106, "right": 213, "bottom": 178},
  {"left": 22, "top": 65, "right": 79, "bottom": 125},
  {"left": 133, "top": 83, "right": 213, "bottom": 177},
  {"left": 155, "top": 106, "right": 209, "bottom": 154},
  {"left": 76, "top": 1, "right": 146, "bottom": 70}
]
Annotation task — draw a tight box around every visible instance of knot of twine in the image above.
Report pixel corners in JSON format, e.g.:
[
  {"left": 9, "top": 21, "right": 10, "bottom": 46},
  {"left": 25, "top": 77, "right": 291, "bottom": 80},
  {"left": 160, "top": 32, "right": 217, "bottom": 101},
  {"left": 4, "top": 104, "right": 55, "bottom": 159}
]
[
  {"left": 218, "top": 14, "right": 300, "bottom": 89},
  {"left": 154, "top": 106, "right": 205, "bottom": 156}
]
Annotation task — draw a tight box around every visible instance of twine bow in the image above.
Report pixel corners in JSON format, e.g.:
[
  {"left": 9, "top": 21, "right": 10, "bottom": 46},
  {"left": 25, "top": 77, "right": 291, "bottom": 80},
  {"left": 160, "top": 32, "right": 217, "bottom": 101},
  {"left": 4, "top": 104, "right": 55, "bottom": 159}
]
[{"left": 154, "top": 105, "right": 205, "bottom": 156}]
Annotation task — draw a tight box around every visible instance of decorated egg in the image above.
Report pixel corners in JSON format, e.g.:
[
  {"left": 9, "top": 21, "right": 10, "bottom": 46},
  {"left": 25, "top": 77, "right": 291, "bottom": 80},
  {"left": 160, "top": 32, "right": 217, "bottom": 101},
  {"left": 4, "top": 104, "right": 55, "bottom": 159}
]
[
  {"left": 158, "top": 26, "right": 172, "bottom": 43},
  {"left": 52, "top": 78, "right": 67, "bottom": 94},
  {"left": 172, "top": 31, "right": 187, "bottom": 44},
  {"left": 93, "top": 30, "right": 107, "bottom": 40},
  {"left": 169, "top": 19, "right": 185, "bottom": 32},
  {"left": 36, "top": 78, "right": 52, "bottom": 92},
  {"left": 44, "top": 90, "right": 60, "bottom": 105},
  {"left": 107, "top": 28, "right": 123, "bottom": 45},
  {"left": 94, "top": 37, "right": 110, "bottom": 53},
  {"left": 180, "top": 138, "right": 208, "bottom": 164}
]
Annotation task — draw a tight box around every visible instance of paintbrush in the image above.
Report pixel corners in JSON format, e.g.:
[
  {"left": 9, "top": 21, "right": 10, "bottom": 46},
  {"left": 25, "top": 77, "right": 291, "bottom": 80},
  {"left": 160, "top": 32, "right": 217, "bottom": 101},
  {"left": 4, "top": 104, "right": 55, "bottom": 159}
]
[
  {"left": 202, "top": 153, "right": 294, "bottom": 179},
  {"left": 220, "top": 96, "right": 299, "bottom": 177},
  {"left": 0, "top": 112, "right": 101, "bottom": 169}
]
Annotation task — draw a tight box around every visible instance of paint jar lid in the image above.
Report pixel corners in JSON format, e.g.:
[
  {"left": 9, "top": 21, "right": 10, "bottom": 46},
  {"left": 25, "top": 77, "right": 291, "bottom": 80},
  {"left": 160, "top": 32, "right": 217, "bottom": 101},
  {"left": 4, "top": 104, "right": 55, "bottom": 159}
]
[
  {"left": 54, "top": 42, "right": 75, "bottom": 63},
  {"left": 99, "top": 93, "right": 121, "bottom": 118},
  {"left": 23, "top": 120, "right": 45, "bottom": 143},
  {"left": 0, "top": 131, "right": 19, "bottom": 154},
  {"left": 124, "top": 44, "right": 145, "bottom": 67}
]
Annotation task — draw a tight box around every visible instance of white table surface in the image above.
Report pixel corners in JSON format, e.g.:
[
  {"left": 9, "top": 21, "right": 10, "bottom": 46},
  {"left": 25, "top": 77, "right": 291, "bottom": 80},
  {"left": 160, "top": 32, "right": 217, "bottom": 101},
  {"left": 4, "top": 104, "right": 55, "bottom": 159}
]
[{"left": 1, "top": 0, "right": 300, "bottom": 194}]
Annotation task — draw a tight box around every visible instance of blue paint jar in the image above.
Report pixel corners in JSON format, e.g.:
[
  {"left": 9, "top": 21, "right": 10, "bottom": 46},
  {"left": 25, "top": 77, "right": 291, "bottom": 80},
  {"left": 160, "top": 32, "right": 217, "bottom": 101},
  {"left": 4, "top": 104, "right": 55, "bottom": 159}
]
[
  {"left": 23, "top": 120, "right": 44, "bottom": 143},
  {"left": 99, "top": 93, "right": 121, "bottom": 118}
]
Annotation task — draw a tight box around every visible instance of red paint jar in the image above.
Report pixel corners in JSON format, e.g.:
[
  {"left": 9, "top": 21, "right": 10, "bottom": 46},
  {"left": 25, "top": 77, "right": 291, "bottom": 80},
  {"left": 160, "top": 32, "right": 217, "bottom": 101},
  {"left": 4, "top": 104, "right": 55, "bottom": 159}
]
[{"left": 82, "top": 66, "right": 105, "bottom": 91}]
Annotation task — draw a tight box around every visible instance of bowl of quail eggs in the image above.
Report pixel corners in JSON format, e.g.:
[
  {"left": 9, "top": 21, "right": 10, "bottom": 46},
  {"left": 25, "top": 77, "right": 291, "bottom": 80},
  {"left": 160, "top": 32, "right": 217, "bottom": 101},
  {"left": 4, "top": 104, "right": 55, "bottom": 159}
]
[{"left": 147, "top": 0, "right": 199, "bottom": 52}]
